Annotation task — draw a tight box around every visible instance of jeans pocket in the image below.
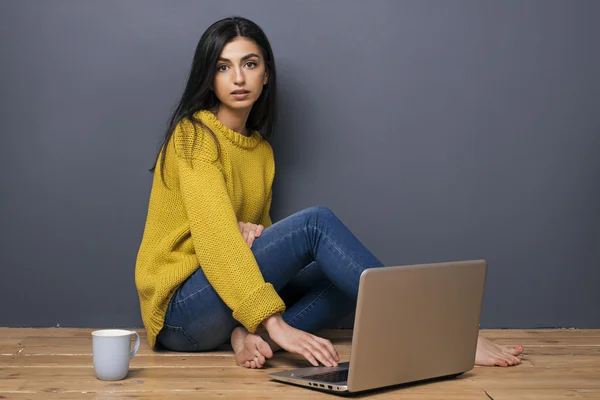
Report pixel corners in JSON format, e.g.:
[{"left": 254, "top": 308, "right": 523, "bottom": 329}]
[{"left": 157, "top": 324, "right": 199, "bottom": 351}]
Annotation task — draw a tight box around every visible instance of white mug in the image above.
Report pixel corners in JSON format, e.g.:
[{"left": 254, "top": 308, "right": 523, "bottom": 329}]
[{"left": 92, "top": 329, "right": 140, "bottom": 381}]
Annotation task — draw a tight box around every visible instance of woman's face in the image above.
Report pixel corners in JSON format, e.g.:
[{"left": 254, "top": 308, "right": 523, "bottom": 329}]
[{"left": 213, "top": 37, "right": 269, "bottom": 112}]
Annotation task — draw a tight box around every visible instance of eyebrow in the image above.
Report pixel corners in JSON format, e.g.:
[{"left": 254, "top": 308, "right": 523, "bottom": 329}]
[{"left": 217, "top": 53, "right": 260, "bottom": 63}]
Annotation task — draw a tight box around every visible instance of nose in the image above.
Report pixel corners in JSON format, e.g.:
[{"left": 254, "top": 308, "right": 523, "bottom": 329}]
[{"left": 233, "top": 66, "right": 245, "bottom": 85}]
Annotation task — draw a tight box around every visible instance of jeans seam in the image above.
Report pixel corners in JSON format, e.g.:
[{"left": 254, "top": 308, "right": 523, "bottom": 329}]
[
  {"left": 252, "top": 228, "right": 306, "bottom": 258},
  {"left": 163, "top": 324, "right": 199, "bottom": 348},
  {"left": 313, "top": 225, "right": 364, "bottom": 276},
  {"left": 293, "top": 261, "right": 319, "bottom": 280},
  {"left": 174, "top": 283, "right": 212, "bottom": 305},
  {"left": 256, "top": 222, "right": 363, "bottom": 283},
  {"left": 287, "top": 283, "right": 334, "bottom": 326}
]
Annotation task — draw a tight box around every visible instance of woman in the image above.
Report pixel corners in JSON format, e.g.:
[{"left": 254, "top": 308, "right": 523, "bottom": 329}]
[{"left": 135, "top": 16, "right": 523, "bottom": 369}]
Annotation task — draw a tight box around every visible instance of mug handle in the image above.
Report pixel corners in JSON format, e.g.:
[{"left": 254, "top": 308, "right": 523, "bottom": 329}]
[{"left": 130, "top": 331, "right": 140, "bottom": 359}]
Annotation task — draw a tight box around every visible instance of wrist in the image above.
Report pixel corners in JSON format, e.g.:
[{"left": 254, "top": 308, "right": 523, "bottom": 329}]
[{"left": 262, "top": 313, "right": 284, "bottom": 332}]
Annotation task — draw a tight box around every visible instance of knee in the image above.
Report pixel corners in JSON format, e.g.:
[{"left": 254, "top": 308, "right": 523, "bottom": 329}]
[
  {"left": 305, "top": 205, "right": 336, "bottom": 220},
  {"left": 303, "top": 206, "right": 339, "bottom": 226}
]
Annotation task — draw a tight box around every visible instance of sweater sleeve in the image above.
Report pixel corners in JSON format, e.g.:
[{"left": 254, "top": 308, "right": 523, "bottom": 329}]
[
  {"left": 261, "top": 188, "right": 273, "bottom": 228},
  {"left": 174, "top": 120, "right": 285, "bottom": 333},
  {"left": 260, "top": 141, "right": 275, "bottom": 228}
]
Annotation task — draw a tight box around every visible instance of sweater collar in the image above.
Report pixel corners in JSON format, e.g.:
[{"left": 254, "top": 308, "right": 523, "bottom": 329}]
[{"left": 196, "top": 110, "right": 262, "bottom": 149}]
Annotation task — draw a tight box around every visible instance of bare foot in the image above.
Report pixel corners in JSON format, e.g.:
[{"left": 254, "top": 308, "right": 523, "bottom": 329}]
[
  {"left": 475, "top": 334, "right": 523, "bottom": 367},
  {"left": 231, "top": 327, "right": 274, "bottom": 369}
]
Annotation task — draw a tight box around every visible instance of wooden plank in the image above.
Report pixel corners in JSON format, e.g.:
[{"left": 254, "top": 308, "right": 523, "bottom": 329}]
[
  {"left": 479, "top": 329, "right": 600, "bottom": 338},
  {"left": 0, "top": 343, "right": 23, "bottom": 356},
  {"left": 2, "top": 366, "right": 599, "bottom": 391},
  {"left": 20, "top": 328, "right": 600, "bottom": 337},
  {"left": 525, "top": 355, "right": 600, "bottom": 368},
  {"left": 479, "top": 335, "right": 600, "bottom": 347},
  {"left": 458, "top": 369, "right": 600, "bottom": 391},
  {"left": 10, "top": 336, "right": 599, "bottom": 358},
  {"left": 1, "top": 328, "right": 599, "bottom": 400},
  {"left": 520, "top": 346, "right": 600, "bottom": 356},
  {"left": 2, "top": 393, "right": 598, "bottom": 400},
  {"left": 10, "top": 336, "right": 351, "bottom": 356},
  {"left": 0, "top": 366, "right": 477, "bottom": 393},
  {"left": 485, "top": 389, "right": 600, "bottom": 400},
  {"left": 0, "top": 328, "right": 134, "bottom": 338},
  {"left": 3, "top": 328, "right": 598, "bottom": 357},
  {"left": 1, "top": 354, "right": 541, "bottom": 369},
  {"left": 2, "top": 328, "right": 599, "bottom": 340},
  {"left": 0, "top": 328, "right": 352, "bottom": 340},
  {"left": 1, "top": 353, "right": 348, "bottom": 369},
  {"left": 0, "top": 390, "right": 513, "bottom": 400}
]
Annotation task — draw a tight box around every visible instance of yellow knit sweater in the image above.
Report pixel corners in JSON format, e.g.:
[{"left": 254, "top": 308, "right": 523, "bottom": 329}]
[{"left": 135, "top": 110, "right": 286, "bottom": 348}]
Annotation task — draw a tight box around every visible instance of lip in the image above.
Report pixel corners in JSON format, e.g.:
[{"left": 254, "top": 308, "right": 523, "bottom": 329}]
[
  {"left": 231, "top": 90, "right": 250, "bottom": 94},
  {"left": 231, "top": 91, "right": 250, "bottom": 100}
]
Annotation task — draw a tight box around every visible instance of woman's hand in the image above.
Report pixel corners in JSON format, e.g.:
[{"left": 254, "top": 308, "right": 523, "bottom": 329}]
[
  {"left": 238, "top": 221, "right": 264, "bottom": 248},
  {"left": 262, "top": 314, "right": 340, "bottom": 367}
]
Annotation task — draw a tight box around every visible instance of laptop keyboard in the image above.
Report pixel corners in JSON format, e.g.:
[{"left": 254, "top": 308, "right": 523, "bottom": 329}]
[{"left": 303, "top": 369, "right": 348, "bottom": 383}]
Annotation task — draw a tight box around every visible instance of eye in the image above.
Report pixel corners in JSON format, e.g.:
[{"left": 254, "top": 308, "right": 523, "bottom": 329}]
[
  {"left": 245, "top": 61, "right": 257, "bottom": 68},
  {"left": 217, "top": 65, "right": 229, "bottom": 72}
]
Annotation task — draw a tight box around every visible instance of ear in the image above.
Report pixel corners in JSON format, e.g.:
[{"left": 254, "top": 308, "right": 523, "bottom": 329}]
[{"left": 263, "top": 71, "right": 269, "bottom": 85}]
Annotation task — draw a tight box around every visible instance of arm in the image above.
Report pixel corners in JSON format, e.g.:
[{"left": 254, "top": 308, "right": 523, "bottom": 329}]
[
  {"left": 175, "top": 121, "right": 285, "bottom": 333},
  {"left": 261, "top": 187, "right": 273, "bottom": 228}
]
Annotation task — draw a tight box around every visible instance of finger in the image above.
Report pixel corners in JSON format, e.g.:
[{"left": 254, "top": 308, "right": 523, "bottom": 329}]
[
  {"left": 248, "top": 227, "right": 257, "bottom": 240},
  {"left": 246, "top": 226, "right": 256, "bottom": 247},
  {"left": 310, "top": 341, "right": 336, "bottom": 367},
  {"left": 303, "top": 342, "right": 332, "bottom": 367},
  {"left": 319, "top": 338, "right": 340, "bottom": 362},
  {"left": 255, "top": 225, "right": 264, "bottom": 237},
  {"left": 241, "top": 225, "right": 252, "bottom": 246},
  {"left": 310, "top": 338, "right": 336, "bottom": 367},
  {"left": 317, "top": 340, "right": 337, "bottom": 367},
  {"left": 301, "top": 348, "right": 319, "bottom": 367},
  {"left": 315, "top": 337, "right": 339, "bottom": 364},
  {"left": 241, "top": 223, "right": 250, "bottom": 236},
  {"left": 240, "top": 222, "right": 250, "bottom": 237}
]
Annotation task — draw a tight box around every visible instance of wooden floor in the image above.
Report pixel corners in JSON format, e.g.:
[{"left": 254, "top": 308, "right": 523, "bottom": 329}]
[{"left": 0, "top": 328, "right": 599, "bottom": 399}]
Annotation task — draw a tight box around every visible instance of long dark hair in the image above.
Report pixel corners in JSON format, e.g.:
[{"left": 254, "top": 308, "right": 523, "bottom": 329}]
[{"left": 150, "top": 16, "right": 277, "bottom": 184}]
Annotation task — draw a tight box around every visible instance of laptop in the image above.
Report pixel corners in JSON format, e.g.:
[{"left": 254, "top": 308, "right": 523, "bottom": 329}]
[{"left": 268, "top": 259, "right": 487, "bottom": 394}]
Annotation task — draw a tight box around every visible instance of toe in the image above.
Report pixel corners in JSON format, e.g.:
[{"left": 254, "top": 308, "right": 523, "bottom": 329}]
[
  {"left": 509, "top": 345, "right": 524, "bottom": 356},
  {"left": 506, "top": 355, "right": 520, "bottom": 366},
  {"left": 502, "top": 355, "right": 515, "bottom": 365},
  {"left": 243, "top": 361, "right": 251, "bottom": 368},
  {"left": 256, "top": 352, "right": 266, "bottom": 365},
  {"left": 250, "top": 360, "right": 257, "bottom": 369},
  {"left": 254, "top": 356, "right": 262, "bottom": 368},
  {"left": 257, "top": 340, "right": 273, "bottom": 359}
]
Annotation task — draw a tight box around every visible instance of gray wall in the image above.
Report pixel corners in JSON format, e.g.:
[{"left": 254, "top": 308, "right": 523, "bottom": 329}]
[{"left": 1, "top": 0, "right": 599, "bottom": 330}]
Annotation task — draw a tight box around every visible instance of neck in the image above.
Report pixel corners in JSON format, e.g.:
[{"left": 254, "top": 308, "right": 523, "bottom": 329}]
[{"left": 214, "top": 106, "right": 252, "bottom": 137}]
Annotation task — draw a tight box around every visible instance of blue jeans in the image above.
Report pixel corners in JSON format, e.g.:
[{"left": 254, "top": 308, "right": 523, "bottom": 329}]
[{"left": 156, "top": 206, "right": 385, "bottom": 351}]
